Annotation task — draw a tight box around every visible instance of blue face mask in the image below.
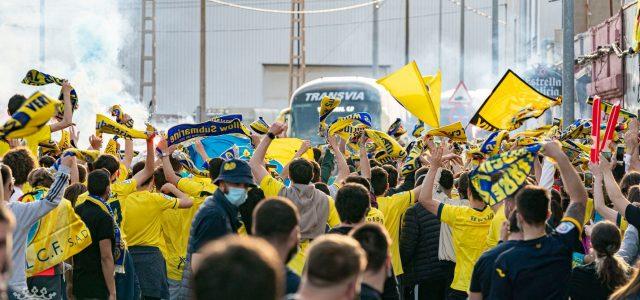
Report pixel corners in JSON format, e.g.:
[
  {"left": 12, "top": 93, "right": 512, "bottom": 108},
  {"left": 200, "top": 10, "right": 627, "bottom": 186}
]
[{"left": 225, "top": 187, "right": 248, "bottom": 206}]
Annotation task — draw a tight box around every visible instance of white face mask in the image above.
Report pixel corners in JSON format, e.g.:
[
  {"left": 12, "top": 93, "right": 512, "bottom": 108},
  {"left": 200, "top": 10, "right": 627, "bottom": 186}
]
[{"left": 225, "top": 187, "right": 248, "bottom": 207}]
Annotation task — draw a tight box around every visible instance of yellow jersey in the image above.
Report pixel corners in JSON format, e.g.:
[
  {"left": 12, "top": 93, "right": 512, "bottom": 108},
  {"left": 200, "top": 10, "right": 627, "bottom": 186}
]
[
  {"left": 438, "top": 203, "right": 494, "bottom": 292},
  {"left": 25, "top": 125, "right": 51, "bottom": 157},
  {"left": 366, "top": 207, "right": 385, "bottom": 224},
  {"left": 122, "top": 190, "right": 179, "bottom": 248},
  {"left": 377, "top": 191, "right": 415, "bottom": 275},
  {"left": 160, "top": 196, "right": 203, "bottom": 281},
  {"left": 486, "top": 204, "right": 506, "bottom": 248},
  {"left": 177, "top": 177, "right": 217, "bottom": 197}
]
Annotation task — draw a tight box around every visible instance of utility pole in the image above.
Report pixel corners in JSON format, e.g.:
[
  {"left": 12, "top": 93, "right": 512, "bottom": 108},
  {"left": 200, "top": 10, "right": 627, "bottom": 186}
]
[
  {"left": 491, "top": 0, "right": 498, "bottom": 76},
  {"left": 562, "top": 0, "right": 575, "bottom": 127},
  {"left": 288, "top": 0, "right": 306, "bottom": 100},
  {"left": 39, "top": 0, "right": 45, "bottom": 66},
  {"left": 199, "top": 0, "right": 206, "bottom": 122},
  {"left": 438, "top": 0, "right": 443, "bottom": 69},
  {"left": 140, "top": 0, "right": 157, "bottom": 116},
  {"left": 372, "top": 3, "right": 379, "bottom": 77},
  {"left": 404, "top": 0, "right": 409, "bottom": 64},
  {"left": 459, "top": 0, "right": 465, "bottom": 83},
  {"left": 519, "top": 0, "right": 526, "bottom": 67}
]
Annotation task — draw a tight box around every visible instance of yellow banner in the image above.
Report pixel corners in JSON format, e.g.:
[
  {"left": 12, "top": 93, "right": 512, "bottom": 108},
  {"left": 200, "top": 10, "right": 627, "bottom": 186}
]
[
  {"left": 0, "top": 91, "right": 61, "bottom": 140},
  {"left": 96, "top": 114, "right": 148, "bottom": 139},
  {"left": 426, "top": 121, "right": 467, "bottom": 142},
  {"left": 265, "top": 138, "right": 314, "bottom": 173},
  {"left": 59, "top": 130, "right": 71, "bottom": 151},
  {"left": 105, "top": 138, "right": 119, "bottom": 157},
  {"left": 423, "top": 70, "right": 441, "bottom": 125},
  {"left": 365, "top": 129, "right": 407, "bottom": 160},
  {"left": 469, "top": 70, "right": 560, "bottom": 131},
  {"left": 377, "top": 61, "right": 440, "bottom": 128},
  {"left": 23, "top": 190, "right": 92, "bottom": 276}
]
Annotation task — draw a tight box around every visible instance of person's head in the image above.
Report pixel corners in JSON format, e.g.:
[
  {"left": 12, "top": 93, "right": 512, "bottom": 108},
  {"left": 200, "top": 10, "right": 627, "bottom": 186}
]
[
  {"left": 193, "top": 235, "right": 284, "bottom": 300},
  {"left": 456, "top": 171, "right": 470, "bottom": 200},
  {"left": 77, "top": 164, "right": 87, "bottom": 183},
  {"left": 2, "top": 148, "right": 36, "bottom": 186},
  {"left": 309, "top": 161, "right": 320, "bottom": 183},
  {"left": 27, "top": 168, "right": 54, "bottom": 188},
  {"left": 38, "top": 156, "right": 56, "bottom": 168},
  {"left": 312, "top": 147, "right": 322, "bottom": 164},
  {"left": 515, "top": 186, "right": 550, "bottom": 229},
  {"left": 0, "top": 165, "right": 13, "bottom": 201},
  {"left": 92, "top": 154, "right": 120, "bottom": 182},
  {"left": 369, "top": 159, "right": 381, "bottom": 168},
  {"left": 370, "top": 167, "right": 389, "bottom": 197},
  {"left": 314, "top": 182, "right": 330, "bottom": 195},
  {"left": 591, "top": 221, "right": 630, "bottom": 290},
  {"left": 64, "top": 183, "right": 88, "bottom": 207},
  {"left": 336, "top": 183, "right": 370, "bottom": 225},
  {"left": 344, "top": 176, "right": 372, "bottom": 192},
  {"left": 289, "top": 158, "right": 313, "bottom": 185},
  {"left": 438, "top": 169, "right": 454, "bottom": 192},
  {"left": 548, "top": 189, "right": 564, "bottom": 228},
  {"left": 0, "top": 204, "right": 15, "bottom": 277},
  {"left": 506, "top": 209, "right": 522, "bottom": 239},
  {"left": 628, "top": 186, "right": 640, "bottom": 204},
  {"left": 382, "top": 165, "right": 398, "bottom": 188},
  {"left": 238, "top": 187, "right": 265, "bottom": 235},
  {"left": 621, "top": 172, "right": 640, "bottom": 197},
  {"left": 87, "top": 169, "right": 112, "bottom": 199},
  {"left": 252, "top": 197, "right": 300, "bottom": 263},
  {"left": 349, "top": 223, "right": 391, "bottom": 277},
  {"left": 152, "top": 167, "right": 168, "bottom": 192},
  {"left": 7, "top": 94, "right": 26, "bottom": 115},
  {"left": 208, "top": 157, "right": 225, "bottom": 181},
  {"left": 131, "top": 161, "right": 145, "bottom": 177},
  {"left": 302, "top": 234, "right": 367, "bottom": 300},
  {"left": 215, "top": 159, "right": 255, "bottom": 207},
  {"left": 168, "top": 155, "right": 182, "bottom": 174}
]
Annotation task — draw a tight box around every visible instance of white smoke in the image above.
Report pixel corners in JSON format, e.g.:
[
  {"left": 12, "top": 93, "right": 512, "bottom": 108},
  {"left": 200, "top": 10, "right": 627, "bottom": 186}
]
[{"left": 0, "top": 0, "right": 148, "bottom": 148}]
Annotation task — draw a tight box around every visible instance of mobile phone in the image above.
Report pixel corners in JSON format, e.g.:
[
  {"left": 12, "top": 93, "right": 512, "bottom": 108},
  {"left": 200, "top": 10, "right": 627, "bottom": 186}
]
[{"left": 616, "top": 145, "right": 625, "bottom": 162}]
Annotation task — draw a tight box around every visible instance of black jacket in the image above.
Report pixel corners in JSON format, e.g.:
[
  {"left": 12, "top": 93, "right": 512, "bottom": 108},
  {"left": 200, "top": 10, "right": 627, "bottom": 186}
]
[{"left": 400, "top": 203, "right": 454, "bottom": 286}]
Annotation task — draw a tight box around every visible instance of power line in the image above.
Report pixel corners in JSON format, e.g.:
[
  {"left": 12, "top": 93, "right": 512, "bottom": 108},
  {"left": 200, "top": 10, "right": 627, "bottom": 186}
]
[{"left": 206, "top": 0, "right": 384, "bottom": 14}]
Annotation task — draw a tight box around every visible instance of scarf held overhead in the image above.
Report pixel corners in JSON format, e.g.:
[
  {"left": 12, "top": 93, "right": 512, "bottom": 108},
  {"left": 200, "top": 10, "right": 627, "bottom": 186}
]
[
  {"left": 167, "top": 119, "right": 249, "bottom": 146},
  {"left": 21, "top": 69, "right": 78, "bottom": 118},
  {"left": 0, "top": 91, "right": 61, "bottom": 140},
  {"left": 96, "top": 114, "right": 148, "bottom": 140}
]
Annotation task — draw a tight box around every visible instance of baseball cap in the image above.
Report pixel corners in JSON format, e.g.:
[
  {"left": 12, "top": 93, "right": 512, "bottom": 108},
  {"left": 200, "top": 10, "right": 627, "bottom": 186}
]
[{"left": 214, "top": 159, "right": 255, "bottom": 187}]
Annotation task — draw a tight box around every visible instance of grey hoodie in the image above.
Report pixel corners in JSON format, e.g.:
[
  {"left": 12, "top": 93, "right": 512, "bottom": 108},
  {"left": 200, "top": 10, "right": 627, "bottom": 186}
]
[{"left": 7, "top": 165, "right": 69, "bottom": 291}]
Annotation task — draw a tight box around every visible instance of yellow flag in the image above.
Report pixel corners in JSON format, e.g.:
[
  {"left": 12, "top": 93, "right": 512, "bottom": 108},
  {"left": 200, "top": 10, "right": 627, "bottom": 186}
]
[
  {"left": 0, "top": 91, "right": 61, "bottom": 139},
  {"left": 377, "top": 61, "right": 439, "bottom": 128},
  {"left": 426, "top": 121, "right": 467, "bottom": 142},
  {"left": 105, "top": 138, "right": 119, "bottom": 157},
  {"left": 423, "top": 70, "right": 441, "bottom": 125},
  {"left": 96, "top": 114, "right": 148, "bottom": 139},
  {"left": 265, "top": 138, "right": 314, "bottom": 173},
  {"left": 469, "top": 70, "right": 560, "bottom": 131},
  {"left": 365, "top": 129, "right": 407, "bottom": 160}
]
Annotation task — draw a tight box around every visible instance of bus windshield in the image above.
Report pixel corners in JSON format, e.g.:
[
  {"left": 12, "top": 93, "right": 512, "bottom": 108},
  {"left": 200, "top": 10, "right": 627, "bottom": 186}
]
[{"left": 290, "top": 81, "right": 381, "bottom": 145}]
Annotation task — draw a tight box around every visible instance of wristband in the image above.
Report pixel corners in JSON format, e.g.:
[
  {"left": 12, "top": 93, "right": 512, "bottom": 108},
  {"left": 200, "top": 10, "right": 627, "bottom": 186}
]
[{"left": 267, "top": 132, "right": 276, "bottom": 140}]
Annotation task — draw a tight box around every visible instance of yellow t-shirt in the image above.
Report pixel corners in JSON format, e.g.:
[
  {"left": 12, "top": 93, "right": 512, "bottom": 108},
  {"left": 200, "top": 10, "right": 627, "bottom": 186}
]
[
  {"left": 177, "top": 177, "right": 217, "bottom": 197},
  {"left": 0, "top": 141, "right": 9, "bottom": 158},
  {"left": 25, "top": 125, "right": 51, "bottom": 157},
  {"left": 117, "top": 163, "right": 129, "bottom": 182},
  {"left": 123, "top": 190, "right": 178, "bottom": 248},
  {"left": 160, "top": 196, "right": 203, "bottom": 281},
  {"left": 584, "top": 198, "right": 629, "bottom": 233},
  {"left": 366, "top": 207, "right": 385, "bottom": 224},
  {"left": 486, "top": 204, "right": 506, "bottom": 248},
  {"left": 438, "top": 203, "right": 494, "bottom": 292},
  {"left": 377, "top": 191, "right": 415, "bottom": 275}
]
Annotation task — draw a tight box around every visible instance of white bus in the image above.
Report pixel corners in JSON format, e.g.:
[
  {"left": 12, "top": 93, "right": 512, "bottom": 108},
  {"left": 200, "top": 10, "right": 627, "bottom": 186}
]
[{"left": 285, "top": 77, "right": 410, "bottom": 145}]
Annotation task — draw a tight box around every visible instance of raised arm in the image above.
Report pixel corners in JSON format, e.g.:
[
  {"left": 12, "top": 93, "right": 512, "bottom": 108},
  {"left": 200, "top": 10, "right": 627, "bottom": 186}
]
[
  {"left": 544, "top": 141, "right": 587, "bottom": 223},
  {"left": 132, "top": 136, "right": 155, "bottom": 187},
  {"left": 194, "top": 139, "right": 210, "bottom": 165},
  {"left": 417, "top": 145, "right": 444, "bottom": 215},
  {"left": 601, "top": 154, "right": 632, "bottom": 213},
  {"left": 281, "top": 140, "right": 311, "bottom": 180},
  {"left": 50, "top": 81, "right": 74, "bottom": 132},
  {"left": 123, "top": 139, "right": 134, "bottom": 169},
  {"left": 589, "top": 161, "right": 618, "bottom": 222},
  {"left": 327, "top": 135, "right": 349, "bottom": 184},
  {"left": 161, "top": 183, "right": 193, "bottom": 208},
  {"left": 249, "top": 122, "right": 286, "bottom": 183},
  {"left": 358, "top": 135, "right": 371, "bottom": 179},
  {"left": 157, "top": 138, "right": 181, "bottom": 185}
]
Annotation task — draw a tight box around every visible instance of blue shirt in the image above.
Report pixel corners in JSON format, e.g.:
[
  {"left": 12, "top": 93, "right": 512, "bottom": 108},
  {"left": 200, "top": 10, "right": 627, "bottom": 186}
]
[
  {"left": 187, "top": 189, "right": 240, "bottom": 255},
  {"left": 286, "top": 267, "right": 300, "bottom": 295},
  {"left": 489, "top": 220, "right": 581, "bottom": 300},
  {"left": 470, "top": 240, "right": 518, "bottom": 297}
]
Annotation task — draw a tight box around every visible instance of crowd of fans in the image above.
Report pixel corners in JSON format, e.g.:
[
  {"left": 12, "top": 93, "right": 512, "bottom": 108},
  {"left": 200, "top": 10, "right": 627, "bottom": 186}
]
[{"left": 1, "top": 81, "right": 640, "bottom": 300}]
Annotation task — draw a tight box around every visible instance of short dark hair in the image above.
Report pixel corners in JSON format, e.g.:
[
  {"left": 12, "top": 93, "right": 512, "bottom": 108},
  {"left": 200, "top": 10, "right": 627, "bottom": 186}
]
[
  {"left": 457, "top": 171, "right": 469, "bottom": 199},
  {"left": 238, "top": 187, "right": 266, "bottom": 235},
  {"left": 628, "top": 186, "right": 640, "bottom": 204},
  {"left": 515, "top": 186, "right": 549, "bottom": 226},
  {"left": 312, "top": 148, "right": 322, "bottom": 164},
  {"left": 289, "top": 158, "right": 313, "bottom": 184},
  {"left": 370, "top": 167, "right": 389, "bottom": 196},
  {"left": 344, "top": 175, "right": 372, "bottom": 192},
  {"left": 38, "top": 156, "right": 56, "bottom": 168},
  {"left": 28, "top": 168, "right": 54, "bottom": 188},
  {"left": 208, "top": 158, "right": 225, "bottom": 181},
  {"left": 87, "top": 169, "right": 111, "bottom": 197},
  {"left": 314, "top": 182, "right": 330, "bottom": 195},
  {"left": 350, "top": 223, "right": 390, "bottom": 272},
  {"left": 253, "top": 197, "right": 299, "bottom": 243},
  {"left": 0, "top": 165, "right": 11, "bottom": 187},
  {"left": 169, "top": 155, "right": 182, "bottom": 173},
  {"left": 131, "top": 161, "right": 145, "bottom": 177},
  {"left": 8, "top": 94, "right": 26, "bottom": 115},
  {"left": 311, "top": 160, "right": 321, "bottom": 183},
  {"left": 153, "top": 167, "right": 167, "bottom": 191},
  {"left": 369, "top": 159, "right": 382, "bottom": 168},
  {"left": 336, "top": 183, "right": 370, "bottom": 224},
  {"left": 620, "top": 172, "right": 640, "bottom": 196},
  {"left": 468, "top": 177, "right": 481, "bottom": 201},
  {"left": 77, "top": 164, "right": 87, "bottom": 183},
  {"left": 92, "top": 154, "right": 120, "bottom": 176},
  {"left": 193, "top": 236, "right": 284, "bottom": 300},
  {"left": 3, "top": 148, "right": 36, "bottom": 186},
  {"left": 508, "top": 209, "right": 521, "bottom": 233},
  {"left": 439, "top": 169, "right": 454, "bottom": 190},
  {"left": 64, "top": 183, "right": 88, "bottom": 207},
  {"left": 304, "top": 234, "right": 366, "bottom": 288},
  {"left": 382, "top": 165, "right": 398, "bottom": 188},
  {"left": 414, "top": 167, "right": 430, "bottom": 187}
]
